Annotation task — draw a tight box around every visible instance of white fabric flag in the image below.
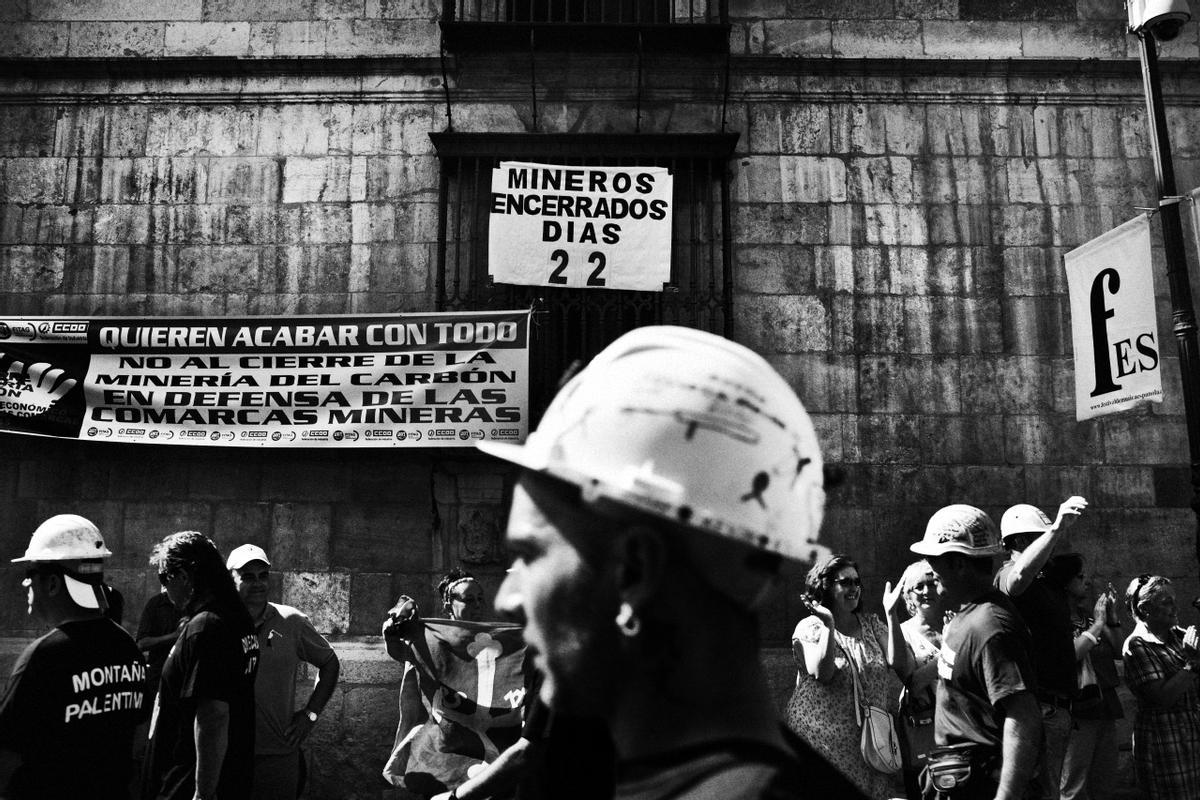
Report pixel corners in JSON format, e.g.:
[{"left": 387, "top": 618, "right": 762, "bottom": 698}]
[
  {"left": 1065, "top": 214, "right": 1163, "bottom": 421},
  {"left": 488, "top": 161, "right": 673, "bottom": 291}
]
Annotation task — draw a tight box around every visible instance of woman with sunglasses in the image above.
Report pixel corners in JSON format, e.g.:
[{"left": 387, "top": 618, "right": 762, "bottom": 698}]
[
  {"left": 1122, "top": 573, "right": 1200, "bottom": 800},
  {"left": 785, "top": 553, "right": 907, "bottom": 799}
]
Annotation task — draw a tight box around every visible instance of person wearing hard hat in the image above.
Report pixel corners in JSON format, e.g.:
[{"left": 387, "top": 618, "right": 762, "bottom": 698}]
[
  {"left": 0, "top": 514, "right": 148, "bottom": 800},
  {"left": 142, "top": 532, "right": 259, "bottom": 800},
  {"left": 911, "top": 505, "right": 1041, "bottom": 800},
  {"left": 226, "top": 543, "right": 340, "bottom": 800},
  {"left": 479, "top": 326, "right": 867, "bottom": 799},
  {"left": 996, "top": 496, "right": 1088, "bottom": 800}
]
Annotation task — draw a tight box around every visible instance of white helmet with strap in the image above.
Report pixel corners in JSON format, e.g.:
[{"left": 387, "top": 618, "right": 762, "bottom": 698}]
[
  {"left": 479, "top": 326, "right": 827, "bottom": 564},
  {"left": 12, "top": 514, "right": 111, "bottom": 610}
]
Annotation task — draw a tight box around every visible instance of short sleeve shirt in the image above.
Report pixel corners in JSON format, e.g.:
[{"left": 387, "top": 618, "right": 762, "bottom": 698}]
[
  {"left": 1123, "top": 624, "right": 1198, "bottom": 711},
  {"left": 143, "top": 602, "right": 259, "bottom": 800},
  {"left": 614, "top": 727, "right": 869, "bottom": 800},
  {"left": 0, "top": 617, "right": 147, "bottom": 800},
  {"left": 136, "top": 592, "right": 183, "bottom": 678},
  {"left": 252, "top": 602, "right": 336, "bottom": 755},
  {"left": 995, "top": 561, "right": 1076, "bottom": 697},
  {"left": 935, "top": 590, "right": 1037, "bottom": 749}
]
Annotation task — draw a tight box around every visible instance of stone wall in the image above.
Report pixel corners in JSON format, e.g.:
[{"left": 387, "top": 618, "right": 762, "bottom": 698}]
[{"left": 1, "top": 0, "right": 1197, "bottom": 797}]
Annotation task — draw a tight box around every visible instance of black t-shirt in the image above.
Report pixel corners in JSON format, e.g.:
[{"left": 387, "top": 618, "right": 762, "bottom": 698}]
[
  {"left": 614, "top": 727, "right": 869, "bottom": 800},
  {"left": 935, "top": 590, "right": 1037, "bottom": 749},
  {"left": 143, "top": 602, "right": 259, "bottom": 800},
  {"left": 518, "top": 695, "right": 615, "bottom": 800},
  {"left": 0, "top": 617, "right": 147, "bottom": 800},
  {"left": 995, "top": 562, "right": 1075, "bottom": 697}
]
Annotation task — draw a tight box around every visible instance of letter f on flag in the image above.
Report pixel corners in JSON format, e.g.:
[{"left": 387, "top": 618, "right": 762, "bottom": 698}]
[{"left": 1089, "top": 267, "right": 1121, "bottom": 397}]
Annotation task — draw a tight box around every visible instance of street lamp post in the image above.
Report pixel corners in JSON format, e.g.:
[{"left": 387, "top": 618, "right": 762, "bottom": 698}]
[{"left": 1127, "top": 0, "right": 1200, "bottom": 570}]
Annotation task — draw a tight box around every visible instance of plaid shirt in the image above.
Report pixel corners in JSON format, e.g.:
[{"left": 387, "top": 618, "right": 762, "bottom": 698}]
[{"left": 1122, "top": 623, "right": 1200, "bottom": 799}]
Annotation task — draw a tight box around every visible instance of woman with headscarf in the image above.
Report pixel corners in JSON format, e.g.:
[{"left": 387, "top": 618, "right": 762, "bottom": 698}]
[
  {"left": 785, "top": 553, "right": 907, "bottom": 799},
  {"left": 1122, "top": 573, "right": 1200, "bottom": 800}
]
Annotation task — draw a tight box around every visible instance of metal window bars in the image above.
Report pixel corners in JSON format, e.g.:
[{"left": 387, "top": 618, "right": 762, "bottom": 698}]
[{"left": 432, "top": 133, "right": 735, "bottom": 420}]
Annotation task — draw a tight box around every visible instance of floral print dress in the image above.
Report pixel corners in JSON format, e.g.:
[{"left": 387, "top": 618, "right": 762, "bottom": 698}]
[{"left": 785, "top": 612, "right": 902, "bottom": 800}]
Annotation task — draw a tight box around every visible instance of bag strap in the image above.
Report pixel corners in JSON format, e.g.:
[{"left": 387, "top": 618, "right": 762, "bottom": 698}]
[{"left": 842, "top": 625, "right": 866, "bottom": 727}]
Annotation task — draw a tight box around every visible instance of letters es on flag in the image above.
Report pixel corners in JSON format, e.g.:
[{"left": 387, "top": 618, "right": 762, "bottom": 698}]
[
  {"left": 1065, "top": 215, "right": 1163, "bottom": 421},
  {"left": 488, "top": 161, "right": 673, "bottom": 291}
]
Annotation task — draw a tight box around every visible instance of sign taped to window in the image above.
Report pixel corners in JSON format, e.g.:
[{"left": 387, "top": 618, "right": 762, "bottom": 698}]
[
  {"left": 1064, "top": 215, "right": 1163, "bottom": 421},
  {"left": 0, "top": 311, "right": 530, "bottom": 448},
  {"left": 488, "top": 161, "right": 673, "bottom": 291}
]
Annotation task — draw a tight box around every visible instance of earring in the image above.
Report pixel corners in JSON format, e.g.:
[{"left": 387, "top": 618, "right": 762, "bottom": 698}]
[{"left": 615, "top": 602, "right": 642, "bottom": 638}]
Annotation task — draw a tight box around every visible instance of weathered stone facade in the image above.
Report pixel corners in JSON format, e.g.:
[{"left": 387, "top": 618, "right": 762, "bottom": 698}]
[{"left": 2, "top": 0, "right": 1198, "bottom": 796}]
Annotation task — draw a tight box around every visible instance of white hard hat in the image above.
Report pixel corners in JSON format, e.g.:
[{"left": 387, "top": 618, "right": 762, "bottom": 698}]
[
  {"left": 12, "top": 514, "right": 112, "bottom": 563},
  {"left": 479, "top": 326, "right": 827, "bottom": 563},
  {"left": 999, "top": 504, "right": 1053, "bottom": 540},
  {"left": 13, "top": 514, "right": 111, "bottom": 610},
  {"left": 911, "top": 505, "right": 1003, "bottom": 558},
  {"left": 226, "top": 543, "right": 271, "bottom": 571}
]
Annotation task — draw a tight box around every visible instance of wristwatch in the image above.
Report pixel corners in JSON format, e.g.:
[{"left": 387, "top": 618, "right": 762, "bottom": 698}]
[{"left": 305, "top": 709, "right": 319, "bottom": 723}]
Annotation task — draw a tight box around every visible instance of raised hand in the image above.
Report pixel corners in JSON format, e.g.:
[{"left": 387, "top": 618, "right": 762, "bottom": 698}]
[
  {"left": 1052, "top": 495, "right": 1088, "bottom": 531},
  {"left": 883, "top": 580, "right": 905, "bottom": 618}
]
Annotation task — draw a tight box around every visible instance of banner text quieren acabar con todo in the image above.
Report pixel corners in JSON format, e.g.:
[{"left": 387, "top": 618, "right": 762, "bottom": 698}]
[{"left": 0, "top": 311, "right": 530, "bottom": 447}]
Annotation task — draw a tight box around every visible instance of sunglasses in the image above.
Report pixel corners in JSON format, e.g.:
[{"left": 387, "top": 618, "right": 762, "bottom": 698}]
[
  {"left": 25, "top": 566, "right": 60, "bottom": 581},
  {"left": 832, "top": 577, "right": 862, "bottom": 588},
  {"left": 158, "top": 571, "right": 176, "bottom": 586}
]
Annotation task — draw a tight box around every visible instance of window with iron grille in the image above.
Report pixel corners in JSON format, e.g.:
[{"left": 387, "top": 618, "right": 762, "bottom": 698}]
[
  {"left": 431, "top": 132, "right": 737, "bottom": 420},
  {"left": 440, "top": 0, "right": 728, "bottom": 51}
]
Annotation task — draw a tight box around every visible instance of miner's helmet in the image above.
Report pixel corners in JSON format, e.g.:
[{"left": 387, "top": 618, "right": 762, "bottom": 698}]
[
  {"left": 12, "top": 514, "right": 111, "bottom": 609},
  {"left": 478, "top": 326, "right": 828, "bottom": 577},
  {"left": 911, "top": 505, "right": 1004, "bottom": 558},
  {"left": 999, "top": 504, "right": 1054, "bottom": 540}
]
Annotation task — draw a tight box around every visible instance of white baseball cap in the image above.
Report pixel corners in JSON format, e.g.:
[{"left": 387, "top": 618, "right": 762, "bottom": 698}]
[{"left": 226, "top": 544, "right": 271, "bottom": 571}]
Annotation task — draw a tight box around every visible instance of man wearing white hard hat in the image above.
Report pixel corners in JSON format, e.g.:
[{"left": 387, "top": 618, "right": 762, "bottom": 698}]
[
  {"left": 480, "top": 326, "right": 866, "bottom": 799},
  {"left": 995, "top": 496, "right": 1088, "bottom": 800},
  {"left": 0, "top": 514, "right": 147, "bottom": 799},
  {"left": 911, "top": 505, "right": 1041, "bottom": 800},
  {"left": 227, "top": 543, "right": 340, "bottom": 800}
]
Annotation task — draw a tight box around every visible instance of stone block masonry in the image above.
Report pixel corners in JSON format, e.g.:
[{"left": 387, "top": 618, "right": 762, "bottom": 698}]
[{"left": 1, "top": 5, "right": 1196, "bottom": 799}]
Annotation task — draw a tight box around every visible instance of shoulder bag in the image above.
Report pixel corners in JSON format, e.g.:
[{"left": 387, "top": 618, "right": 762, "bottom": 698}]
[{"left": 846, "top": 620, "right": 903, "bottom": 774}]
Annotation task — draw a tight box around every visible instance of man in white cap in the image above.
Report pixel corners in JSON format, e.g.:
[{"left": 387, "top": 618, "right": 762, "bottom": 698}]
[
  {"left": 911, "top": 505, "right": 1041, "bottom": 800},
  {"left": 996, "top": 496, "right": 1088, "bottom": 800},
  {"left": 0, "top": 514, "right": 147, "bottom": 799},
  {"left": 479, "top": 326, "right": 866, "bottom": 799},
  {"left": 227, "top": 543, "right": 340, "bottom": 800}
]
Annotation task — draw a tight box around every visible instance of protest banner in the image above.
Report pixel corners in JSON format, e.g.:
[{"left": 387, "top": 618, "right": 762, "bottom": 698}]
[
  {"left": 0, "top": 311, "right": 530, "bottom": 447},
  {"left": 488, "top": 160, "right": 673, "bottom": 291},
  {"left": 1065, "top": 215, "right": 1163, "bottom": 421},
  {"left": 382, "top": 618, "right": 526, "bottom": 796}
]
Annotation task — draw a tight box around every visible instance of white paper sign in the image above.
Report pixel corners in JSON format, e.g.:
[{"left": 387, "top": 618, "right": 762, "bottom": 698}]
[
  {"left": 488, "top": 161, "right": 673, "bottom": 291},
  {"left": 1065, "top": 214, "right": 1164, "bottom": 421}
]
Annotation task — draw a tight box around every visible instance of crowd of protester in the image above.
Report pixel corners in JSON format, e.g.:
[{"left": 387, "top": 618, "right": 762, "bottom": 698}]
[
  {"left": 2, "top": 326, "right": 1200, "bottom": 800},
  {"left": 781, "top": 500, "right": 1200, "bottom": 800}
]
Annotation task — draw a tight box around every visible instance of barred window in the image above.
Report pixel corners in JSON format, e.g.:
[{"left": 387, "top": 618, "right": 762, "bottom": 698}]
[
  {"left": 440, "top": 0, "right": 728, "bottom": 51},
  {"left": 431, "top": 132, "right": 736, "bottom": 419}
]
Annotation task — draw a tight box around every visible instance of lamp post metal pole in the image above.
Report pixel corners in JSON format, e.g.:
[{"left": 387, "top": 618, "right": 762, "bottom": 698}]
[{"left": 1136, "top": 29, "right": 1200, "bottom": 570}]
